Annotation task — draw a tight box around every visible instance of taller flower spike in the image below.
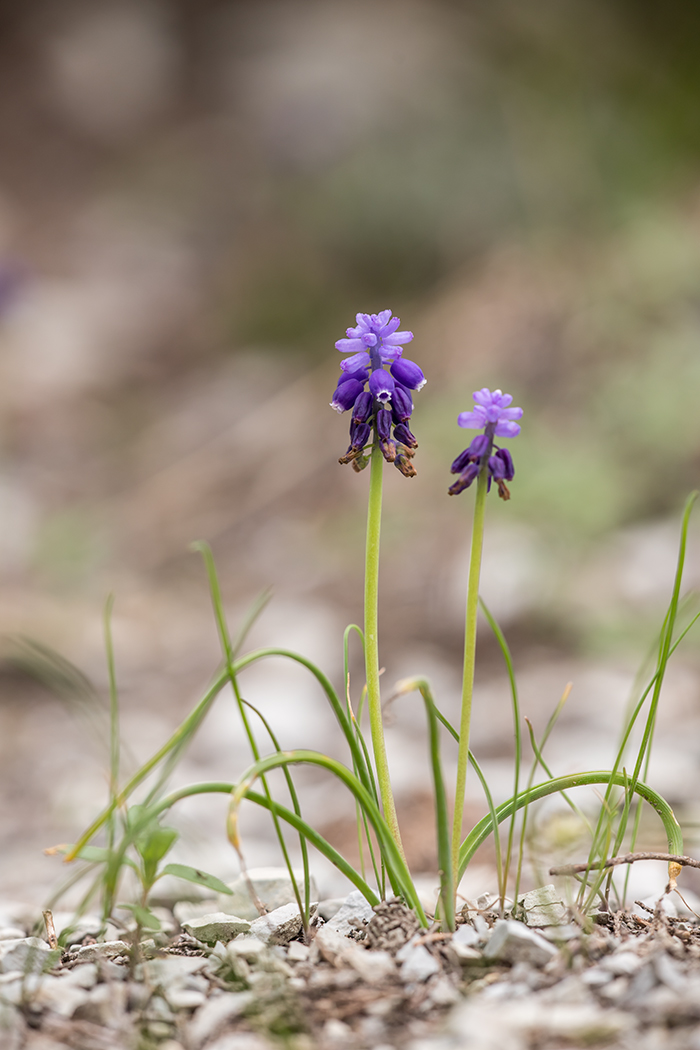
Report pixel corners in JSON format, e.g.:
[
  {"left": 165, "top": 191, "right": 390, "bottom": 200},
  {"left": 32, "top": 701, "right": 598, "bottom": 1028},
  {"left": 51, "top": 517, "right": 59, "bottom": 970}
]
[
  {"left": 331, "top": 310, "right": 425, "bottom": 476},
  {"left": 449, "top": 388, "right": 522, "bottom": 500}
]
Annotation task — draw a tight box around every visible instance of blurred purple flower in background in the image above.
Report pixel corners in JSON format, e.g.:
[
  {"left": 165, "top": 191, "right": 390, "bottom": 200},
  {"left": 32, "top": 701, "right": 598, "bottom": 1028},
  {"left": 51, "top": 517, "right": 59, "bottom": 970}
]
[
  {"left": 449, "top": 388, "right": 522, "bottom": 500},
  {"left": 331, "top": 310, "right": 425, "bottom": 476}
]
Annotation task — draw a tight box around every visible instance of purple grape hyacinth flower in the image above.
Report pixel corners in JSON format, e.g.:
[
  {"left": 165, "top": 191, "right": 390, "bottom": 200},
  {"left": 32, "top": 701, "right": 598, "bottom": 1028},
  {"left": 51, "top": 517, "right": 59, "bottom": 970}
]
[
  {"left": 449, "top": 388, "right": 522, "bottom": 500},
  {"left": 332, "top": 310, "right": 424, "bottom": 476}
]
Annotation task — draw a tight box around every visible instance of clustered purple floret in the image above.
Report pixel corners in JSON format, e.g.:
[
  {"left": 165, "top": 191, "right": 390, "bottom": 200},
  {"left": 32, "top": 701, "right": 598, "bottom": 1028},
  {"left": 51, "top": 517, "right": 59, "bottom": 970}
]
[
  {"left": 449, "top": 388, "right": 522, "bottom": 500},
  {"left": 331, "top": 310, "right": 425, "bottom": 476}
]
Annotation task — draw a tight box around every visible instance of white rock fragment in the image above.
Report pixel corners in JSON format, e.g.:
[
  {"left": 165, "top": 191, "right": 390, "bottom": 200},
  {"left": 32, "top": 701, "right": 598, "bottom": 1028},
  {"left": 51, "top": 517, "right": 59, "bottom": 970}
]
[
  {"left": 324, "top": 890, "right": 374, "bottom": 937},
  {"left": 34, "top": 974, "right": 92, "bottom": 1018},
  {"left": 217, "top": 868, "right": 317, "bottom": 921},
  {"left": 348, "top": 949, "right": 395, "bottom": 984},
  {"left": 396, "top": 939, "right": 440, "bottom": 983},
  {"left": 316, "top": 898, "right": 345, "bottom": 921},
  {"left": 312, "top": 926, "right": 394, "bottom": 982},
  {"left": 448, "top": 1000, "right": 632, "bottom": 1048},
  {"left": 182, "top": 912, "right": 251, "bottom": 945},
  {"left": 72, "top": 939, "right": 130, "bottom": 964},
  {"left": 74, "top": 981, "right": 129, "bottom": 1026},
  {"left": 187, "top": 991, "right": 254, "bottom": 1049},
  {"left": 323, "top": 1017, "right": 354, "bottom": 1044},
  {"left": 287, "top": 941, "right": 309, "bottom": 962},
  {"left": 140, "top": 955, "right": 209, "bottom": 985},
  {"left": 249, "top": 902, "right": 305, "bottom": 945},
  {"left": 0, "top": 937, "right": 61, "bottom": 974},
  {"left": 517, "top": 885, "right": 569, "bottom": 927},
  {"left": 427, "top": 975, "right": 460, "bottom": 1006},
  {"left": 602, "top": 951, "right": 643, "bottom": 976},
  {"left": 483, "top": 920, "right": 558, "bottom": 967},
  {"left": 164, "top": 986, "right": 206, "bottom": 1011},
  {"left": 451, "top": 923, "right": 482, "bottom": 960}
]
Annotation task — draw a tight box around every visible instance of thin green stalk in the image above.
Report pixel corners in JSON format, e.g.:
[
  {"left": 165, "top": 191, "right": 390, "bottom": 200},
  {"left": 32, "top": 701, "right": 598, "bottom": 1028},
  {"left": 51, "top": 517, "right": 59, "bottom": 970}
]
[
  {"left": 452, "top": 465, "right": 488, "bottom": 880},
  {"left": 364, "top": 443, "right": 404, "bottom": 860}
]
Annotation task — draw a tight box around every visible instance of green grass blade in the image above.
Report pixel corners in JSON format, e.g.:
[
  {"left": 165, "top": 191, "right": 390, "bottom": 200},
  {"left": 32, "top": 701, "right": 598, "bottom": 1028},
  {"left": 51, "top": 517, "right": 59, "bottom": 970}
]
[
  {"left": 241, "top": 698, "right": 311, "bottom": 925},
  {"left": 459, "top": 770, "right": 683, "bottom": 884},
  {"left": 228, "top": 750, "right": 426, "bottom": 924},
  {"left": 154, "top": 780, "right": 381, "bottom": 907},
  {"left": 195, "top": 542, "right": 308, "bottom": 929}
]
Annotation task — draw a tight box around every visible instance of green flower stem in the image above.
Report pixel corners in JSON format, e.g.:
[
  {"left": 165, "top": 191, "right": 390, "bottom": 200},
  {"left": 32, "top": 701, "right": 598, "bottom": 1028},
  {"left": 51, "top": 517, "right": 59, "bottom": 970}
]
[
  {"left": 451, "top": 465, "right": 489, "bottom": 880},
  {"left": 365, "top": 442, "right": 405, "bottom": 861}
]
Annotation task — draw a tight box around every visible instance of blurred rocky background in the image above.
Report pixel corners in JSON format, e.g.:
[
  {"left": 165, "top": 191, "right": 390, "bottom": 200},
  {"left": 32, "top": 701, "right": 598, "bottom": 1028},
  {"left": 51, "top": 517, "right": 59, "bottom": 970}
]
[{"left": 1, "top": 0, "right": 700, "bottom": 908}]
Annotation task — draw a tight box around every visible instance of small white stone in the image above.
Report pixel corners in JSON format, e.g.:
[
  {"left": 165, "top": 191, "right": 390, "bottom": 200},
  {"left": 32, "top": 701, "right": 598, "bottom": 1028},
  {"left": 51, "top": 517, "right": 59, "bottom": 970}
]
[
  {"left": 396, "top": 940, "right": 440, "bottom": 983},
  {"left": 182, "top": 912, "right": 251, "bottom": 945},
  {"left": 323, "top": 1017, "right": 353, "bottom": 1044},
  {"left": 427, "top": 975, "right": 460, "bottom": 1006},
  {"left": 325, "top": 890, "right": 374, "bottom": 937},
  {"left": 0, "top": 937, "right": 61, "bottom": 974},
  {"left": 347, "top": 949, "right": 395, "bottom": 983},
  {"left": 187, "top": 992, "right": 254, "bottom": 1049},
  {"left": 483, "top": 920, "right": 558, "bottom": 967},
  {"left": 164, "top": 986, "right": 206, "bottom": 1011},
  {"left": 517, "top": 885, "right": 569, "bottom": 927},
  {"left": 453, "top": 924, "right": 480, "bottom": 948},
  {"left": 287, "top": 941, "right": 309, "bottom": 962},
  {"left": 35, "top": 975, "right": 91, "bottom": 1018},
  {"left": 141, "top": 955, "right": 209, "bottom": 986},
  {"left": 248, "top": 902, "right": 304, "bottom": 945},
  {"left": 602, "top": 951, "right": 643, "bottom": 976},
  {"left": 72, "top": 940, "right": 130, "bottom": 964}
]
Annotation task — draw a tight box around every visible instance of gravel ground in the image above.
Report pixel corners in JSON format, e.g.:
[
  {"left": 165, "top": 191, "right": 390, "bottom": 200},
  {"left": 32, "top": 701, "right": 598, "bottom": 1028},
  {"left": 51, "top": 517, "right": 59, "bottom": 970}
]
[{"left": 3, "top": 875, "right": 700, "bottom": 1049}]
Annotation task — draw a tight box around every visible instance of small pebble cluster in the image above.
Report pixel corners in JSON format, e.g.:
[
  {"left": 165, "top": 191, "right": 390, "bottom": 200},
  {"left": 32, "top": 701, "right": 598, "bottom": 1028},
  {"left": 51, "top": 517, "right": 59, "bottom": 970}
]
[{"left": 1, "top": 873, "right": 700, "bottom": 1049}]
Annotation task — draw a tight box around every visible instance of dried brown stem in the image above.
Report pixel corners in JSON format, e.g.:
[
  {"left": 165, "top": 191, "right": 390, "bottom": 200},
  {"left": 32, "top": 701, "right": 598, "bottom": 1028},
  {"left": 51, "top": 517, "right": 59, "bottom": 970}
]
[{"left": 550, "top": 852, "right": 700, "bottom": 876}]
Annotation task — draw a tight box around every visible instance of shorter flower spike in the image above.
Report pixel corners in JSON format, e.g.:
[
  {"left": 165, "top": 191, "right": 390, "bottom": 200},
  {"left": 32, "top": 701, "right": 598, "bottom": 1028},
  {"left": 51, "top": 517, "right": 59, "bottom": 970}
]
[{"left": 449, "top": 387, "right": 522, "bottom": 500}]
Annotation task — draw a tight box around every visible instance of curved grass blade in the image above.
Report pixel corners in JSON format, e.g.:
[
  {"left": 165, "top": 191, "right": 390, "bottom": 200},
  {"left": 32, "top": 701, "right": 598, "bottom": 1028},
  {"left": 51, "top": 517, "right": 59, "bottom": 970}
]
[
  {"left": 154, "top": 780, "right": 380, "bottom": 906},
  {"left": 459, "top": 770, "right": 683, "bottom": 885},
  {"left": 227, "top": 750, "right": 426, "bottom": 924}
]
